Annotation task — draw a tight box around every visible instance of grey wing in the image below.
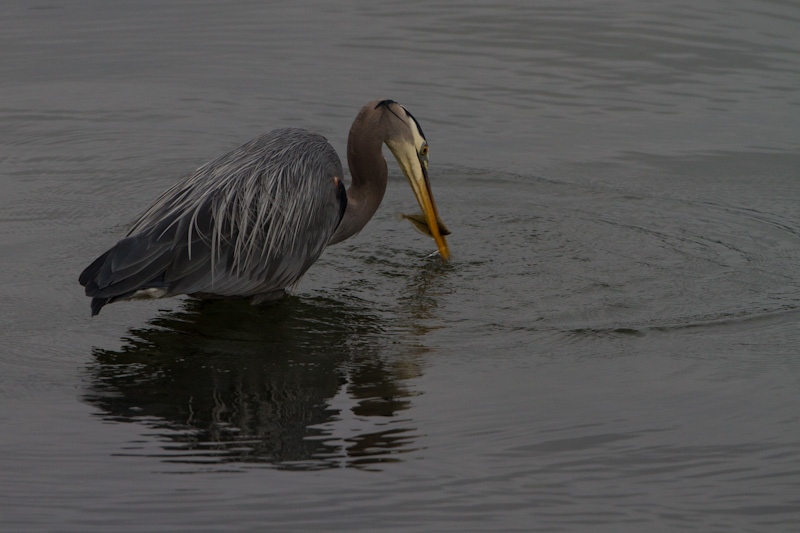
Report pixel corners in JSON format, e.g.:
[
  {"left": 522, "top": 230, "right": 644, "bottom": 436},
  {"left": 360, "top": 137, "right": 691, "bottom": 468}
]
[{"left": 79, "top": 129, "right": 346, "bottom": 315}]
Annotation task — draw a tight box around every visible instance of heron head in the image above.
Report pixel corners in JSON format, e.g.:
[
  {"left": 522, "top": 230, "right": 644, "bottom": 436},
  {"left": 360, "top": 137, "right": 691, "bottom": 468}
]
[{"left": 380, "top": 100, "right": 450, "bottom": 261}]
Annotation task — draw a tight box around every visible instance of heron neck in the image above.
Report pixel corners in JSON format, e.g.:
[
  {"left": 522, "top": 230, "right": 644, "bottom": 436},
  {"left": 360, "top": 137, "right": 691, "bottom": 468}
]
[{"left": 329, "top": 111, "right": 388, "bottom": 245}]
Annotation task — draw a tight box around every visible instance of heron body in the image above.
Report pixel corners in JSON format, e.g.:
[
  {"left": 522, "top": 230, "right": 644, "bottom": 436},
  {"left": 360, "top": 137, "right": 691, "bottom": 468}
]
[{"left": 80, "top": 100, "right": 449, "bottom": 316}]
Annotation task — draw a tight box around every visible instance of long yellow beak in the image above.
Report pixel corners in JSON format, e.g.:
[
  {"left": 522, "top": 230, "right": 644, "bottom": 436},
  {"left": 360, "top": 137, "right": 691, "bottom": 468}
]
[
  {"left": 416, "top": 164, "right": 450, "bottom": 260},
  {"left": 387, "top": 141, "right": 450, "bottom": 261}
]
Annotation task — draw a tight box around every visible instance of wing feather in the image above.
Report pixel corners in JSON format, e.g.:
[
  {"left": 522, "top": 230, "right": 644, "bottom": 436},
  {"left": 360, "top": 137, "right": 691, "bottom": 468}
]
[{"left": 79, "top": 128, "right": 345, "bottom": 315}]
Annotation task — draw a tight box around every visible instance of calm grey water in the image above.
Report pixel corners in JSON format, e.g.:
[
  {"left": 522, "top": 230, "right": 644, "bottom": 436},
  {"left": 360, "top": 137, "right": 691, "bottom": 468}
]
[{"left": 1, "top": 1, "right": 799, "bottom": 531}]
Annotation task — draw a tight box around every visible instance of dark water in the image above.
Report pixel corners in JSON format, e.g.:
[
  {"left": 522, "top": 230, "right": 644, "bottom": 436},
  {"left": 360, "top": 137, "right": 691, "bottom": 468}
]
[{"left": 2, "top": 1, "right": 799, "bottom": 531}]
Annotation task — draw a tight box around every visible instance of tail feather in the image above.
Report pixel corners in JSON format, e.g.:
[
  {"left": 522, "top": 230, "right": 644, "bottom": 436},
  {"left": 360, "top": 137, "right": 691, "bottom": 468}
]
[
  {"left": 90, "top": 297, "right": 111, "bottom": 317},
  {"left": 79, "top": 233, "right": 172, "bottom": 316},
  {"left": 78, "top": 249, "right": 112, "bottom": 288}
]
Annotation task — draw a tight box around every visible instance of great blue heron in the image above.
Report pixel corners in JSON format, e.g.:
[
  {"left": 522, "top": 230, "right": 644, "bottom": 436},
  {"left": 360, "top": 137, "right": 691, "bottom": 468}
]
[{"left": 79, "top": 99, "right": 450, "bottom": 316}]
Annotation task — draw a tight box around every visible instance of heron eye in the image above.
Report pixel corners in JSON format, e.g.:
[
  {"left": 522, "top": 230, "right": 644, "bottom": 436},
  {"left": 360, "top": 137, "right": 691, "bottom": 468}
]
[{"left": 420, "top": 145, "right": 428, "bottom": 156}]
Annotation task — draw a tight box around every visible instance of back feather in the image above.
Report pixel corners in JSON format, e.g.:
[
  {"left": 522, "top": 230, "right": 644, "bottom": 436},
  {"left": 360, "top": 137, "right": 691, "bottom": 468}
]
[{"left": 79, "top": 129, "right": 345, "bottom": 315}]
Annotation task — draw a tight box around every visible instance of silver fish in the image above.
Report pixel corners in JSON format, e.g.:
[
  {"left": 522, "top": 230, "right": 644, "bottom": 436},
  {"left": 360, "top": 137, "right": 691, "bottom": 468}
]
[{"left": 397, "top": 212, "right": 452, "bottom": 238}]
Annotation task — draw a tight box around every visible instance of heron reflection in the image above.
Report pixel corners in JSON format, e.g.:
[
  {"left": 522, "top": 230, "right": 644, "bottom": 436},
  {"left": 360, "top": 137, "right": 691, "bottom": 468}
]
[
  {"left": 80, "top": 100, "right": 450, "bottom": 316},
  {"left": 84, "top": 297, "right": 425, "bottom": 470}
]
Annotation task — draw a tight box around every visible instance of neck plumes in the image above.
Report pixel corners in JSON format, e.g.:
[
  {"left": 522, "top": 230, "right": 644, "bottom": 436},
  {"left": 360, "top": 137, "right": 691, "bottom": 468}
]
[{"left": 328, "top": 105, "right": 388, "bottom": 245}]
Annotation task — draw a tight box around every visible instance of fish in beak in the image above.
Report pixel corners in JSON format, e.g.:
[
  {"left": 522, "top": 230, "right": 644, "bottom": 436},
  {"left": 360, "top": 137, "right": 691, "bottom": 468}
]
[{"left": 386, "top": 137, "right": 451, "bottom": 261}]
